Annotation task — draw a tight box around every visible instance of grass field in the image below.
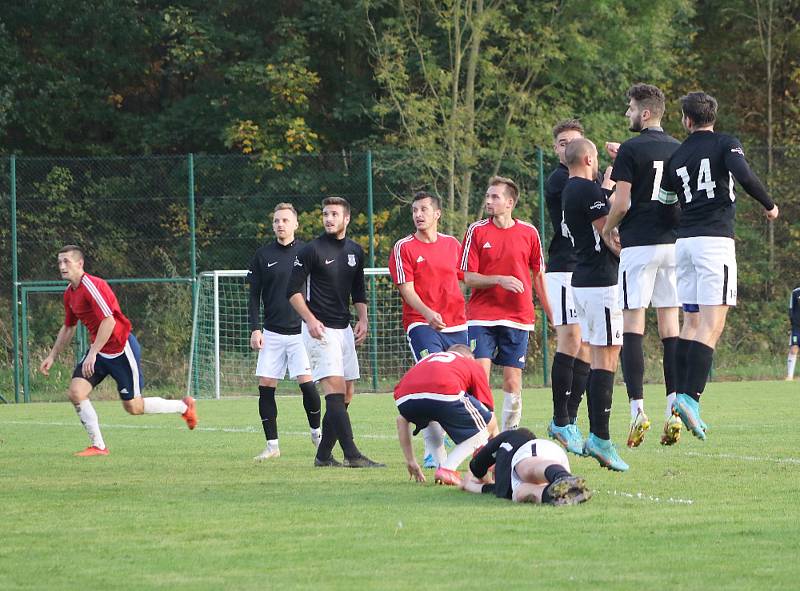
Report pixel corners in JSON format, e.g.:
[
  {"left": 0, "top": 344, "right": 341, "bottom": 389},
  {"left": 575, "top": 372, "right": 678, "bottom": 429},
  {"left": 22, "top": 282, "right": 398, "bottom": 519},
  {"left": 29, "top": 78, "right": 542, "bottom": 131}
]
[{"left": 1, "top": 381, "right": 798, "bottom": 590}]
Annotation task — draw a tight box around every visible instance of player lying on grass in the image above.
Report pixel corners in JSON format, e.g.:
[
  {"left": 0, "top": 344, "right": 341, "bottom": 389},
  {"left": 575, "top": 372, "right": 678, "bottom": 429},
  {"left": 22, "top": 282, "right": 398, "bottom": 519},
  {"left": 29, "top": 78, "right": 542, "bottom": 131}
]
[
  {"left": 394, "top": 344, "right": 498, "bottom": 485},
  {"left": 39, "top": 245, "right": 197, "bottom": 457},
  {"left": 459, "top": 427, "right": 591, "bottom": 506}
]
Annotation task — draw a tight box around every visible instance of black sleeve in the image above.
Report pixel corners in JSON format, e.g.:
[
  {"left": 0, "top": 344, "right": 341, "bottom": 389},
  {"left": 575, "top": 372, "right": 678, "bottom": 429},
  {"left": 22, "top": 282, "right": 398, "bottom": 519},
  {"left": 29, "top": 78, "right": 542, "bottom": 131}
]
[
  {"left": 468, "top": 432, "right": 510, "bottom": 478},
  {"left": 287, "top": 244, "right": 313, "bottom": 299},
  {"left": 480, "top": 483, "right": 496, "bottom": 495},
  {"left": 791, "top": 292, "right": 800, "bottom": 326},
  {"left": 585, "top": 184, "right": 609, "bottom": 222},
  {"left": 247, "top": 254, "right": 262, "bottom": 331},
  {"left": 724, "top": 138, "right": 774, "bottom": 210},
  {"left": 351, "top": 247, "right": 367, "bottom": 305},
  {"left": 610, "top": 143, "right": 634, "bottom": 183}
]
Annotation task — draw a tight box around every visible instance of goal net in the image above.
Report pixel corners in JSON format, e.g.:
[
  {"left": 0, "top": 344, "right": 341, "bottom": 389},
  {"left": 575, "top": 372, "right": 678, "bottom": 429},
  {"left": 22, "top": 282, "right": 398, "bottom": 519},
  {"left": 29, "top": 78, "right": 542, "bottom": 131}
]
[{"left": 187, "top": 268, "right": 413, "bottom": 398}]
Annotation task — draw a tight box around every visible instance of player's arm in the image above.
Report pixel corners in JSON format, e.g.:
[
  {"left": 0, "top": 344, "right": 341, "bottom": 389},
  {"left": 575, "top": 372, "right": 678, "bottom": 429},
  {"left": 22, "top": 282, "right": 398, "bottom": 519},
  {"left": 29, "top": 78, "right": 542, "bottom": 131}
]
[
  {"left": 352, "top": 251, "right": 368, "bottom": 344},
  {"left": 81, "top": 316, "right": 115, "bottom": 379},
  {"left": 353, "top": 302, "right": 368, "bottom": 345},
  {"left": 463, "top": 272, "right": 524, "bottom": 293},
  {"left": 594, "top": 215, "right": 620, "bottom": 257},
  {"left": 396, "top": 415, "right": 426, "bottom": 483},
  {"left": 39, "top": 323, "right": 77, "bottom": 375},
  {"left": 460, "top": 471, "right": 495, "bottom": 494},
  {"left": 246, "top": 258, "right": 264, "bottom": 351},
  {"left": 601, "top": 180, "right": 630, "bottom": 243},
  {"left": 531, "top": 269, "right": 553, "bottom": 326},
  {"left": 287, "top": 247, "right": 325, "bottom": 338},
  {"left": 468, "top": 432, "right": 507, "bottom": 479},
  {"left": 725, "top": 143, "right": 778, "bottom": 219},
  {"left": 396, "top": 283, "right": 446, "bottom": 330}
]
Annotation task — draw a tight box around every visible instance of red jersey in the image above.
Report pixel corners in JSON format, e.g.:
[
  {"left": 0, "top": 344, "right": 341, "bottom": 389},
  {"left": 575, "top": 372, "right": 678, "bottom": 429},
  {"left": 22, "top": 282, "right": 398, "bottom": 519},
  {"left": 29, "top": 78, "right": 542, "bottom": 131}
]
[
  {"left": 63, "top": 274, "right": 132, "bottom": 355},
  {"left": 393, "top": 351, "right": 494, "bottom": 410},
  {"left": 460, "top": 218, "right": 544, "bottom": 330},
  {"left": 388, "top": 233, "right": 467, "bottom": 333}
]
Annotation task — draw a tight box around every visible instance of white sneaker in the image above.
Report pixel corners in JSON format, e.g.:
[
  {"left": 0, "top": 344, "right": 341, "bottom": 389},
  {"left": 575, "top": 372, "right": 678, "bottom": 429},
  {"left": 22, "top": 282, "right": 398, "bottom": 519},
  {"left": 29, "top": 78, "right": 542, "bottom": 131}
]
[
  {"left": 310, "top": 429, "right": 322, "bottom": 448},
  {"left": 254, "top": 447, "right": 281, "bottom": 461}
]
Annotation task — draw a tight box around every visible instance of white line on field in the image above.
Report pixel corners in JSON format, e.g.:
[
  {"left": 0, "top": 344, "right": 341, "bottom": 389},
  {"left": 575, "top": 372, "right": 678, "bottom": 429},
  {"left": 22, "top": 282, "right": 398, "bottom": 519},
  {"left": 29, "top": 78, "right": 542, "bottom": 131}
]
[
  {"left": 602, "top": 490, "right": 694, "bottom": 504},
  {"left": 676, "top": 450, "right": 800, "bottom": 465}
]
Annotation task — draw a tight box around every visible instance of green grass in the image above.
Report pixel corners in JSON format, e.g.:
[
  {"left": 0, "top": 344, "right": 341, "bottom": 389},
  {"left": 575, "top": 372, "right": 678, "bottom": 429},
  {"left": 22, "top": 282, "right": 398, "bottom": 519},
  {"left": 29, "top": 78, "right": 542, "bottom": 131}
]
[{"left": 1, "top": 381, "right": 798, "bottom": 590}]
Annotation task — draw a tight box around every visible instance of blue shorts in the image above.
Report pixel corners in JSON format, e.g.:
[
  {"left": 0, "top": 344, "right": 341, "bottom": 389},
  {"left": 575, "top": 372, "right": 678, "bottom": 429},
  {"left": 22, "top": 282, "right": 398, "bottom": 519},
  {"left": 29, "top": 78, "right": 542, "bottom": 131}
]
[
  {"left": 683, "top": 303, "right": 699, "bottom": 313},
  {"left": 407, "top": 326, "right": 468, "bottom": 362},
  {"left": 72, "top": 334, "right": 144, "bottom": 401},
  {"left": 397, "top": 393, "right": 492, "bottom": 444},
  {"left": 468, "top": 325, "right": 529, "bottom": 369},
  {"left": 791, "top": 327, "right": 800, "bottom": 347}
]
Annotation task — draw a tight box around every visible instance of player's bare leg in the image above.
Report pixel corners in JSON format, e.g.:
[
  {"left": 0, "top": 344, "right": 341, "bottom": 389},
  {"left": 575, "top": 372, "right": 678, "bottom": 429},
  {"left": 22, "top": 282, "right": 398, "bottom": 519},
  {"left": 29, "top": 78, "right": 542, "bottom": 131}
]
[
  {"left": 68, "top": 378, "right": 108, "bottom": 456},
  {"left": 512, "top": 456, "right": 591, "bottom": 505}
]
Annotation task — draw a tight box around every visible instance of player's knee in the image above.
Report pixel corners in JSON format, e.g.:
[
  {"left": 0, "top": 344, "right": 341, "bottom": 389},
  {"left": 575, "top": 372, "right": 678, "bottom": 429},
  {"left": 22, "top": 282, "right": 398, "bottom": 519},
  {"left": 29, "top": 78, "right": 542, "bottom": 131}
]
[{"left": 123, "top": 398, "right": 144, "bottom": 415}]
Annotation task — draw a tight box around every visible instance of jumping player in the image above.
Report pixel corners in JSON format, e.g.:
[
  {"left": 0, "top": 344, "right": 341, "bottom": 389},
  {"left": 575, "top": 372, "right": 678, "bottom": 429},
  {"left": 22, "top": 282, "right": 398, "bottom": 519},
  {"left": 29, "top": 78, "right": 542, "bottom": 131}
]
[
  {"left": 460, "top": 176, "right": 552, "bottom": 431},
  {"left": 788, "top": 286, "right": 800, "bottom": 381},
  {"left": 248, "top": 203, "right": 322, "bottom": 461},
  {"left": 39, "top": 245, "right": 197, "bottom": 456},
  {"left": 658, "top": 91, "right": 779, "bottom": 439},
  {"left": 389, "top": 191, "right": 468, "bottom": 468}
]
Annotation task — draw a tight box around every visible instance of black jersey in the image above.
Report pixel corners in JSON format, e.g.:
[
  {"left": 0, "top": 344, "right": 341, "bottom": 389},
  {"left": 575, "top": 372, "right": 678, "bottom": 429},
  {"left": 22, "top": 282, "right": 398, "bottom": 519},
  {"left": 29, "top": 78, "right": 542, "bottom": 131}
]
[
  {"left": 791, "top": 287, "right": 800, "bottom": 328},
  {"left": 469, "top": 428, "right": 536, "bottom": 500},
  {"left": 610, "top": 127, "right": 681, "bottom": 248},
  {"left": 660, "top": 131, "right": 774, "bottom": 239},
  {"left": 287, "top": 232, "right": 367, "bottom": 329},
  {"left": 544, "top": 164, "right": 578, "bottom": 272},
  {"left": 247, "top": 240, "right": 305, "bottom": 334},
  {"left": 562, "top": 177, "right": 618, "bottom": 288}
]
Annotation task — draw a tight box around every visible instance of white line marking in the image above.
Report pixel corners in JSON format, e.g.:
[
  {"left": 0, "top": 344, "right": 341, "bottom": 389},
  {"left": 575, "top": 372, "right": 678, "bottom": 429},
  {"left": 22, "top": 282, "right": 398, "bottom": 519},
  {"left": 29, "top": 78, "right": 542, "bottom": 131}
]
[
  {"left": 677, "top": 450, "right": 800, "bottom": 465},
  {"left": 602, "top": 490, "right": 694, "bottom": 505}
]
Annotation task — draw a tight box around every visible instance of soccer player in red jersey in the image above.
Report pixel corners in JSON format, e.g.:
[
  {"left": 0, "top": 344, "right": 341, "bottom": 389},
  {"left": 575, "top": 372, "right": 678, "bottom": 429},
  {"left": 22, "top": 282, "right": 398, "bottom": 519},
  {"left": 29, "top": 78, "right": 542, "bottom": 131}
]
[
  {"left": 389, "top": 191, "right": 468, "bottom": 468},
  {"left": 460, "top": 176, "right": 553, "bottom": 431},
  {"left": 394, "top": 345, "right": 498, "bottom": 485},
  {"left": 39, "top": 246, "right": 197, "bottom": 456}
]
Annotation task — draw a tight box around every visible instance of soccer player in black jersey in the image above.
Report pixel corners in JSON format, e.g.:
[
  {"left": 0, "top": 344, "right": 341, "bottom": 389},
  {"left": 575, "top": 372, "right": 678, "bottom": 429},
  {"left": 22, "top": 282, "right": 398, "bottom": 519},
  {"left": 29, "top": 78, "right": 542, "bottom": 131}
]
[
  {"left": 247, "top": 203, "right": 322, "bottom": 461},
  {"left": 544, "top": 119, "right": 595, "bottom": 457},
  {"left": 659, "top": 91, "right": 779, "bottom": 440},
  {"left": 562, "top": 138, "right": 628, "bottom": 471},
  {"left": 602, "top": 84, "right": 683, "bottom": 448},
  {"left": 787, "top": 286, "right": 800, "bottom": 380},
  {"left": 287, "top": 196, "right": 384, "bottom": 468}
]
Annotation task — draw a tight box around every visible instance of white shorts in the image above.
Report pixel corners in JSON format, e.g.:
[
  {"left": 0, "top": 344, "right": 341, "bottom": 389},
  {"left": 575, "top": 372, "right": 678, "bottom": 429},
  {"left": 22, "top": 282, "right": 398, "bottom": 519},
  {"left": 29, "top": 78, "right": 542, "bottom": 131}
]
[
  {"left": 254, "top": 329, "right": 311, "bottom": 380},
  {"left": 510, "top": 439, "right": 569, "bottom": 496},
  {"left": 618, "top": 244, "right": 679, "bottom": 310},
  {"left": 302, "top": 324, "right": 360, "bottom": 382},
  {"left": 675, "top": 237, "right": 737, "bottom": 306},
  {"left": 573, "top": 285, "right": 623, "bottom": 346},
  {"left": 546, "top": 272, "right": 579, "bottom": 326}
]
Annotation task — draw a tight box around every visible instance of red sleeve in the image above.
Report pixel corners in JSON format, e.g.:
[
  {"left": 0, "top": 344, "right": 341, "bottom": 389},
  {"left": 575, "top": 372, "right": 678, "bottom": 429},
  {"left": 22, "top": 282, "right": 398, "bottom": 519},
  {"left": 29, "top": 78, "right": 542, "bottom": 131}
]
[
  {"left": 451, "top": 238, "right": 465, "bottom": 281},
  {"left": 469, "top": 360, "right": 495, "bottom": 411},
  {"left": 460, "top": 226, "right": 481, "bottom": 273},
  {"left": 63, "top": 290, "right": 77, "bottom": 327},
  {"left": 82, "top": 276, "right": 116, "bottom": 321},
  {"left": 528, "top": 227, "right": 544, "bottom": 273},
  {"left": 391, "top": 239, "right": 415, "bottom": 285}
]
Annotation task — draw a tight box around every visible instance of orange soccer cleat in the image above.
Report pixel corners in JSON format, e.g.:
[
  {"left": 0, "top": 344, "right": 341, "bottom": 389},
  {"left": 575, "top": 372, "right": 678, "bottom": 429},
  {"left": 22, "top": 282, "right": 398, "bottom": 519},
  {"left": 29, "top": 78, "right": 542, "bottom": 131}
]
[
  {"left": 181, "top": 396, "right": 198, "bottom": 430},
  {"left": 75, "top": 446, "right": 109, "bottom": 457},
  {"left": 434, "top": 467, "right": 462, "bottom": 486}
]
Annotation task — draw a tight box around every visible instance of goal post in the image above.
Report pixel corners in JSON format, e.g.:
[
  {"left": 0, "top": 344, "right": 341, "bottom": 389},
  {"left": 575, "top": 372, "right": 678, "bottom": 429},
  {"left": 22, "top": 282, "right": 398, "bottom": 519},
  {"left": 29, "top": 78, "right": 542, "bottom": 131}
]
[{"left": 187, "top": 268, "right": 412, "bottom": 399}]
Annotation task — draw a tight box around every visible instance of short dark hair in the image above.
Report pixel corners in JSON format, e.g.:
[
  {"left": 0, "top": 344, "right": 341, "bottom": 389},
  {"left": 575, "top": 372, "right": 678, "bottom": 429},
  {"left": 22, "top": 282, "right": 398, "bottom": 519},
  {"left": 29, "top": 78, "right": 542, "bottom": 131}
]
[
  {"left": 412, "top": 191, "right": 440, "bottom": 210},
  {"left": 322, "top": 196, "right": 351, "bottom": 215},
  {"left": 626, "top": 83, "right": 666, "bottom": 119},
  {"left": 58, "top": 245, "right": 84, "bottom": 260},
  {"left": 488, "top": 175, "right": 519, "bottom": 204},
  {"left": 680, "top": 91, "right": 718, "bottom": 127},
  {"left": 552, "top": 119, "right": 584, "bottom": 140}
]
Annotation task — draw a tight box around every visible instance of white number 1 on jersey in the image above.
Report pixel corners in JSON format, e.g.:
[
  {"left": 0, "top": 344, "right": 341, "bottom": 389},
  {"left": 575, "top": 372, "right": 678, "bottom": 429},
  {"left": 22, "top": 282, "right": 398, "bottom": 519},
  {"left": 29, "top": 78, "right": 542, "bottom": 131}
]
[{"left": 676, "top": 158, "right": 716, "bottom": 203}]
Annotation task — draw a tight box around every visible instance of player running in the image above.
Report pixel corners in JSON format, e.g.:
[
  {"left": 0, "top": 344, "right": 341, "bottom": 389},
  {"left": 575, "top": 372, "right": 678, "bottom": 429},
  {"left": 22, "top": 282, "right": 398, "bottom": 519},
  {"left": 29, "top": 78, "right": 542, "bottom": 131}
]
[
  {"left": 39, "top": 245, "right": 197, "bottom": 456},
  {"left": 247, "top": 203, "right": 322, "bottom": 461},
  {"left": 461, "top": 176, "right": 552, "bottom": 432},
  {"left": 658, "top": 91, "right": 779, "bottom": 440},
  {"left": 601, "top": 84, "right": 682, "bottom": 448},
  {"left": 389, "top": 190, "right": 468, "bottom": 468}
]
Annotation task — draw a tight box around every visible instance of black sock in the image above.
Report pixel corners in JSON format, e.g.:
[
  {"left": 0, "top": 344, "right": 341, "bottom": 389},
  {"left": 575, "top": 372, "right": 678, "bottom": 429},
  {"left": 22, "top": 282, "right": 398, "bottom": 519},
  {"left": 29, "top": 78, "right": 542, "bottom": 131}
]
[
  {"left": 621, "top": 333, "right": 644, "bottom": 400},
  {"left": 686, "top": 341, "right": 714, "bottom": 402},
  {"left": 299, "top": 382, "right": 321, "bottom": 430},
  {"left": 324, "top": 393, "right": 361, "bottom": 459},
  {"left": 316, "top": 406, "right": 338, "bottom": 461},
  {"left": 568, "top": 360, "right": 590, "bottom": 422},
  {"left": 676, "top": 338, "right": 692, "bottom": 394},
  {"left": 544, "top": 463, "right": 571, "bottom": 484},
  {"left": 551, "top": 353, "right": 575, "bottom": 427},
  {"left": 258, "top": 385, "right": 278, "bottom": 441},
  {"left": 662, "top": 336, "right": 679, "bottom": 396},
  {"left": 588, "top": 369, "right": 614, "bottom": 440}
]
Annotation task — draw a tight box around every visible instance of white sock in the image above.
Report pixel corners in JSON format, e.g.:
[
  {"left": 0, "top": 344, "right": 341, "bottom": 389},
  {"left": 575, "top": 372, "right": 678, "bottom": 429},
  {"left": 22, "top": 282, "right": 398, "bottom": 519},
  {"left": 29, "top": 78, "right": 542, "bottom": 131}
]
[
  {"left": 630, "top": 398, "right": 644, "bottom": 419},
  {"left": 442, "top": 430, "right": 489, "bottom": 470},
  {"left": 267, "top": 439, "right": 279, "bottom": 451},
  {"left": 422, "top": 422, "right": 447, "bottom": 465},
  {"left": 788, "top": 354, "right": 797, "bottom": 379},
  {"left": 501, "top": 392, "right": 522, "bottom": 431},
  {"left": 665, "top": 393, "right": 677, "bottom": 418},
  {"left": 143, "top": 397, "right": 188, "bottom": 414},
  {"left": 75, "top": 400, "right": 106, "bottom": 449}
]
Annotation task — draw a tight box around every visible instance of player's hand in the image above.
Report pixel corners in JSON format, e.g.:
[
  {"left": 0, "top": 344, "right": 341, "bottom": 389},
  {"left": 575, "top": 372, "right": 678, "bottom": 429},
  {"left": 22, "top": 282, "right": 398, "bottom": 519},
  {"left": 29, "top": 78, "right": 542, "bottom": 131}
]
[
  {"left": 765, "top": 205, "right": 779, "bottom": 220},
  {"left": 354, "top": 319, "right": 368, "bottom": 345},
  {"left": 39, "top": 356, "right": 54, "bottom": 376},
  {"left": 424, "top": 310, "right": 446, "bottom": 331},
  {"left": 307, "top": 318, "right": 326, "bottom": 340},
  {"left": 497, "top": 276, "right": 524, "bottom": 293},
  {"left": 605, "top": 142, "right": 620, "bottom": 160},
  {"left": 82, "top": 351, "right": 97, "bottom": 379},
  {"left": 406, "top": 461, "right": 426, "bottom": 483},
  {"left": 250, "top": 330, "right": 263, "bottom": 351}
]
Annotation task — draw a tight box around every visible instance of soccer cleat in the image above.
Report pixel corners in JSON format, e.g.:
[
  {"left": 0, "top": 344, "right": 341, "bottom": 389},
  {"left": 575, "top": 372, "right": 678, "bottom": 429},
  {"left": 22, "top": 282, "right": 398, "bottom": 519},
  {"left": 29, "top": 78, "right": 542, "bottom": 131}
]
[
  {"left": 548, "top": 420, "right": 585, "bottom": 456},
  {"left": 343, "top": 455, "right": 386, "bottom": 468},
  {"left": 422, "top": 454, "right": 439, "bottom": 469},
  {"left": 583, "top": 433, "right": 629, "bottom": 472},
  {"left": 75, "top": 445, "right": 109, "bottom": 457},
  {"left": 672, "top": 394, "right": 706, "bottom": 440},
  {"left": 434, "top": 467, "right": 462, "bottom": 486},
  {"left": 314, "top": 455, "right": 343, "bottom": 467},
  {"left": 253, "top": 447, "right": 281, "bottom": 461},
  {"left": 181, "top": 396, "right": 198, "bottom": 430},
  {"left": 544, "top": 475, "right": 593, "bottom": 506},
  {"left": 626, "top": 409, "right": 651, "bottom": 448},
  {"left": 660, "top": 413, "right": 683, "bottom": 446}
]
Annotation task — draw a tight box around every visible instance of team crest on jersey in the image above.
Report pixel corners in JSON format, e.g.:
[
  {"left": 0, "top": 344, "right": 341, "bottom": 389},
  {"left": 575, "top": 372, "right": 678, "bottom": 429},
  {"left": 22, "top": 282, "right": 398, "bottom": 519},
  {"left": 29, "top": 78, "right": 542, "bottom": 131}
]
[
  {"left": 483, "top": 241, "right": 492, "bottom": 249},
  {"left": 730, "top": 147, "right": 745, "bottom": 156},
  {"left": 348, "top": 254, "right": 357, "bottom": 267},
  {"left": 589, "top": 201, "right": 604, "bottom": 210},
  {"left": 293, "top": 257, "right": 302, "bottom": 267},
  {"left": 416, "top": 255, "right": 425, "bottom": 263}
]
